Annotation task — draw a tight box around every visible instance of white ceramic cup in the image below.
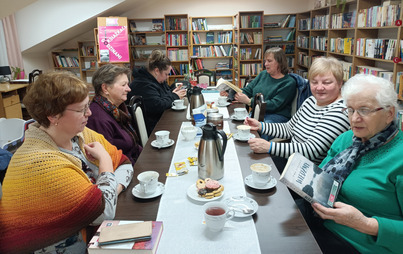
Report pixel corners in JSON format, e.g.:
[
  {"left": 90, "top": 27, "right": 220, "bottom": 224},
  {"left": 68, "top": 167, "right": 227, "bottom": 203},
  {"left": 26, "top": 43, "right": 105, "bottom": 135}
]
[
  {"left": 237, "top": 124, "right": 251, "bottom": 139},
  {"left": 234, "top": 108, "right": 248, "bottom": 119},
  {"left": 203, "top": 201, "right": 235, "bottom": 232},
  {"left": 250, "top": 163, "right": 272, "bottom": 187},
  {"left": 218, "top": 96, "right": 228, "bottom": 106},
  {"left": 155, "top": 130, "right": 170, "bottom": 146},
  {"left": 137, "top": 171, "right": 159, "bottom": 194},
  {"left": 181, "top": 126, "right": 198, "bottom": 141},
  {"left": 172, "top": 99, "right": 184, "bottom": 108}
]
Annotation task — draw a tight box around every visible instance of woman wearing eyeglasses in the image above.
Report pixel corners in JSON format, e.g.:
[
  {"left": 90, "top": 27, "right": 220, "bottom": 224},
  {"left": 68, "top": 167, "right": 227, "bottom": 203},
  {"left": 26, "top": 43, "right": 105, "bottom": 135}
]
[
  {"left": 87, "top": 64, "right": 142, "bottom": 165},
  {"left": 245, "top": 57, "right": 350, "bottom": 165},
  {"left": 0, "top": 71, "right": 133, "bottom": 253},
  {"left": 305, "top": 74, "right": 403, "bottom": 254}
]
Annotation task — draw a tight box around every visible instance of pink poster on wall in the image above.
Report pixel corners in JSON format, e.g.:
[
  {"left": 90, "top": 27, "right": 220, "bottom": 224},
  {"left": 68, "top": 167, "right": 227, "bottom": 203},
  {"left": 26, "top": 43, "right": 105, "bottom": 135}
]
[{"left": 98, "top": 25, "right": 129, "bottom": 63}]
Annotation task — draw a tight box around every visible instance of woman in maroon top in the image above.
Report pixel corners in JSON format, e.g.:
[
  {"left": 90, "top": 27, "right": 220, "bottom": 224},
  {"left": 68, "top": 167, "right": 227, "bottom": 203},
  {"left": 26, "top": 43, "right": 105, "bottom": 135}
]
[{"left": 87, "top": 64, "right": 142, "bottom": 165}]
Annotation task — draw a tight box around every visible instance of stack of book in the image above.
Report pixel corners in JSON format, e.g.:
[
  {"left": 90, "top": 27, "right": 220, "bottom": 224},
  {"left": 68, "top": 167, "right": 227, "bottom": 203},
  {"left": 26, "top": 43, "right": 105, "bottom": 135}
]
[{"left": 88, "top": 220, "right": 163, "bottom": 254}]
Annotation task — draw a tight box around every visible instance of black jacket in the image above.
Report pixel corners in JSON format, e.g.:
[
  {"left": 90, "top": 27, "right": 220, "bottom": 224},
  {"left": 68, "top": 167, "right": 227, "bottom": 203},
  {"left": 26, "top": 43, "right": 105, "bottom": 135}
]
[{"left": 128, "top": 67, "right": 179, "bottom": 135}]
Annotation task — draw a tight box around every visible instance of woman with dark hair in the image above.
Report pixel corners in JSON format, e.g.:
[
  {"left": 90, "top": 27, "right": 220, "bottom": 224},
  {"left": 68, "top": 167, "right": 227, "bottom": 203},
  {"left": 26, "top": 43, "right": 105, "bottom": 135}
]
[
  {"left": 128, "top": 50, "right": 186, "bottom": 135},
  {"left": 222, "top": 47, "right": 296, "bottom": 124},
  {"left": 87, "top": 64, "right": 142, "bottom": 165}
]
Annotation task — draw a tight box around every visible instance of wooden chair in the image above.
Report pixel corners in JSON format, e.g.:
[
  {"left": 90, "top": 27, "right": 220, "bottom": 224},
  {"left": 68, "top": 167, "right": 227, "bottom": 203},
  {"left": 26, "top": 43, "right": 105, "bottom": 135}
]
[
  {"left": 127, "top": 95, "right": 148, "bottom": 147},
  {"left": 194, "top": 69, "right": 216, "bottom": 87},
  {"left": 28, "top": 69, "right": 42, "bottom": 84},
  {"left": 251, "top": 93, "right": 266, "bottom": 122}
]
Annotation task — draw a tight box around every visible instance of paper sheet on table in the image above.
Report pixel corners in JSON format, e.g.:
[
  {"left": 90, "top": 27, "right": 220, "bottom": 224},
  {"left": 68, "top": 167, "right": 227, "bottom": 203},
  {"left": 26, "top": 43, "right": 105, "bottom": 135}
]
[{"left": 156, "top": 122, "right": 261, "bottom": 254}]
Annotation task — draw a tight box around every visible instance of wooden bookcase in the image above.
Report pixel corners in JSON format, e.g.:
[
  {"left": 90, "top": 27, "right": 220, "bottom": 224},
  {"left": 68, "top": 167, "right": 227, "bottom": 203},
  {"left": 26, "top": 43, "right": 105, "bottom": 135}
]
[
  {"left": 164, "top": 14, "right": 190, "bottom": 85},
  {"left": 128, "top": 18, "right": 166, "bottom": 70},
  {"left": 78, "top": 41, "right": 97, "bottom": 84},
  {"left": 263, "top": 14, "right": 297, "bottom": 73},
  {"left": 236, "top": 11, "right": 264, "bottom": 87},
  {"left": 189, "top": 16, "right": 235, "bottom": 84},
  {"left": 295, "top": 0, "right": 403, "bottom": 100},
  {"left": 50, "top": 48, "right": 80, "bottom": 76}
]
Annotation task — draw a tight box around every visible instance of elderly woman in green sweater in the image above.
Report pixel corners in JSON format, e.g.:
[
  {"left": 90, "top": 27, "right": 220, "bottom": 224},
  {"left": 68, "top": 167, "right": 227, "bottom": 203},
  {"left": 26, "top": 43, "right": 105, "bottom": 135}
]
[
  {"left": 302, "top": 74, "right": 403, "bottom": 254},
  {"left": 223, "top": 47, "right": 296, "bottom": 124}
]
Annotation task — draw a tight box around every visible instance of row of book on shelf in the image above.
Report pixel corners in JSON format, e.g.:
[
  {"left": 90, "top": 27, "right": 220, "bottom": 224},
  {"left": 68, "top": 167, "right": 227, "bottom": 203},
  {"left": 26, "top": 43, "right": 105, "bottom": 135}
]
[
  {"left": 240, "top": 15, "right": 262, "bottom": 28},
  {"left": 311, "top": 14, "right": 329, "bottom": 29},
  {"left": 191, "top": 18, "right": 208, "bottom": 31},
  {"left": 80, "top": 45, "right": 95, "bottom": 57},
  {"left": 265, "top": 29, "right": 295, "bottom": 43},
  {"left": 240, "top": 32, "right": 262, "bottom": 44},
  {"left": 167, "top": 48, "right": 188, "bottom": 61},
  {"left": 192, "top": 31, "right": 233, "bottom": 44},
  {"left": 52, "top": 55, "right": 80, "bottom": 68},
  {"left": 129, "top": 19, "right": 165, "bottom": 33},
  {"left": 240, "top": 63, "right": 262, "bottom": 76},
  {"left": 357, "top": 2, "right": 401, "bottom": 28},
  {"left": 356, "top": 38, "right": 397, "bottom": 60},
  {"left": 170, "top": 63, "right": 189, "bottom": 76},
  {"left": 264, "top": 15, "right": 296, "bottom": 28},
  {"left": 239, "top": 47, "right": 262, "bottom": 60},
  {"left": 165, "top": 34, "right": 188, "bottom": 46},
  {"left": 329, "top": 38, "right": 353, "bottom": 55},
  {"left": 129, "top": 34, "right": 165, "bottom": 46},
  {"left": 297, "top": 1, "right": 400, "bottom": 30},
  {"left": 265, "top": 44, "right": 295, "bottom": 54},
  {"left": 331, "top": 11, "right": 356, "bottom": 29},
  {"left": 166, "top": 17, "right": 187, "bottom": 31},
  {"left": 192, "top": 45, "right": 234, "bottom": 57},
  {"left": 310, "top": 36, "right": 327, "bottom": 51}
]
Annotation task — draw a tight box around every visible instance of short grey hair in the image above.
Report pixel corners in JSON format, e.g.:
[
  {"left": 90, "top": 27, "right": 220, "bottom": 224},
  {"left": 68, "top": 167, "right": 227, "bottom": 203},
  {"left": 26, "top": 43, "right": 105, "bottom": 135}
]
[
  {"left": 92, "top": 64, "right": 131, "bottom": 95},
  {"left": 342, "top": 74, "right": 398, "bottom": 109}
]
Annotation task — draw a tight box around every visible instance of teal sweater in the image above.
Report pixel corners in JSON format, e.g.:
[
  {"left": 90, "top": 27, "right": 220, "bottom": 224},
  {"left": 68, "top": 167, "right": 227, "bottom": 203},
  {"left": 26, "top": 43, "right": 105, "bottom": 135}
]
[
  {"left": 319, "top": 130, "right": 403, "bottom": 254},
  {"left": 242, "top": 71, "right": 296, "bottom": 119}
]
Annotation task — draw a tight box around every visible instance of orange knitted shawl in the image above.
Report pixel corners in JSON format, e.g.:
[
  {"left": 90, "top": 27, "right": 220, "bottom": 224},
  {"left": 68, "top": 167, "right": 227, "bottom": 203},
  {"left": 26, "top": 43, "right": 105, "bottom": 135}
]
[{"left": 0, "top": 124, "right": 126, "bottom": 253}]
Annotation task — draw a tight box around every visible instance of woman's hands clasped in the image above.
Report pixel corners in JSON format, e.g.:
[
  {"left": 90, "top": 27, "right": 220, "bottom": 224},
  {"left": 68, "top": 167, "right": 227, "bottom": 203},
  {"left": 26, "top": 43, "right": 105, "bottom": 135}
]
[
  {"left": 312, "top": 202, "right": 379, "bottom": 236},
  {"left": 84, "top": 142, "right": 114, "bottom": 174}
]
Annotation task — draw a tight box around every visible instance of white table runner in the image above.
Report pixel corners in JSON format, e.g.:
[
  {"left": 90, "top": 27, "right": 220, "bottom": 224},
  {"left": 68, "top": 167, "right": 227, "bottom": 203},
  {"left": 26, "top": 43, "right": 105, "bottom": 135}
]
[{"left": 156, "top": 121, "right": 261, "bottom": 254}]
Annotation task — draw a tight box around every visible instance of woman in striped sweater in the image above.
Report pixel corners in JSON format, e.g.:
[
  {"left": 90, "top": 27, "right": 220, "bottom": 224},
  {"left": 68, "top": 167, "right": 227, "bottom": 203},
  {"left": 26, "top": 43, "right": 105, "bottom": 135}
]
[{"left": 246, "top": 57, "right": 350, "bottom": 165}]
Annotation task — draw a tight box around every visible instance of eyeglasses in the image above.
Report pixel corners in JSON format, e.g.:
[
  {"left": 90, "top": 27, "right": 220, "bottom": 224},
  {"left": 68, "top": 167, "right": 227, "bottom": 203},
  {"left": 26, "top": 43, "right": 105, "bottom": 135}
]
[
  {"left": 342, "top": 107, "right": 384, "bottom": 117},
  {"left": 66, "top": 103, "right": 90, "bottom": 116}
]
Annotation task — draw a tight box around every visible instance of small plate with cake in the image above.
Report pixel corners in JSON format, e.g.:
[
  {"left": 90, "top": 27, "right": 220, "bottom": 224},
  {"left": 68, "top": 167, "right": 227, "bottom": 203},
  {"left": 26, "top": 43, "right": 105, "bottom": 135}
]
[{"left": 187, "top": 178, "right": 224, "bottom": 202}]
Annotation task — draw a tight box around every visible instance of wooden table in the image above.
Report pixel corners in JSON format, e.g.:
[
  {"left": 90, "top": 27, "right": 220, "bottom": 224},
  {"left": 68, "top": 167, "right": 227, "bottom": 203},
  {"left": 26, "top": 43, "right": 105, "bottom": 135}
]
[
  {"left": 115, "top": 103, "right": 321, "bottom": 253},
  {"left": 0, "top": 83, "right": 29, "bottom": 119}
]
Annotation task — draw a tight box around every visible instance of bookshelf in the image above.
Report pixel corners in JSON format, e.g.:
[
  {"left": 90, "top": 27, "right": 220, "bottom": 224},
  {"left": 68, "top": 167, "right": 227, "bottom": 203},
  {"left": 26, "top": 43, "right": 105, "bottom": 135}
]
[
  {"left": 189, "top": 16, "right": 236, "bottom": 84},
  {"left": 128, "top": 18, "right": 166, "bottom": 70},
  {"left": 164, "top": 14, "right": 190, "bottom": 85},
  {"left": 50, "top": 48, "right": 80, "bottom": 77},
  {"left": 263, "top": 14, "right": 297, "bottom": 73},
  {"left": 78, "top": 41, "right": 97, "bottom": 85},
  {"left": 295, "top": 0, "right": 403, "bottom": 101},
  {"left": 236, "top": 11, "right": 264, "bottom": 87}
]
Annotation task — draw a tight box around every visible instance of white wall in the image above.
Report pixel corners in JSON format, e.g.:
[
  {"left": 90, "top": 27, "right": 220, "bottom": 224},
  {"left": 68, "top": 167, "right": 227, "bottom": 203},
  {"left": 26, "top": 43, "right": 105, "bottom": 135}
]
[{"left": 20, "top": 0, "right": 315, "bottom": 73}]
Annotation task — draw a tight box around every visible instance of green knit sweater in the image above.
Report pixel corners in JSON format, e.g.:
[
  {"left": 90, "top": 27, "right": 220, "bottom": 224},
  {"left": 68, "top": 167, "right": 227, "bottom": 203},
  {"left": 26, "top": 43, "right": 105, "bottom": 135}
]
[
  {"left": 319, "top": 130, "right": 403, "bottom": 254},
  {"left": 242, "top": 71, "right": 296, "bottom": 118}
]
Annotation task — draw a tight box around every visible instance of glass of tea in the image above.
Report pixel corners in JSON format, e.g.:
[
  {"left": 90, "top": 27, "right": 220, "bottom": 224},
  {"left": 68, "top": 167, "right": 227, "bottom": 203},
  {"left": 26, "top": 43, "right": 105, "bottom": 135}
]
[{"left": 203, "top": 201, "right": 234, "bottom": 232}]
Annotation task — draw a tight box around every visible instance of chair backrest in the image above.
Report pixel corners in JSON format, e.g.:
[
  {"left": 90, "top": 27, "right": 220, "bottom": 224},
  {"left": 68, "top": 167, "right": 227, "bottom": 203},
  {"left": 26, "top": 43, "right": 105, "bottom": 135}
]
[
  {"left": 289, "top": 73, "right": 312, "bottom": 114},
  {"left": 28, "top": 69, "right": 42, "bottom": 84},
  {"left": 251, "top": 93, "right": 266, "bottom": 122},
  {"left": 128, "top": 95, "right": 148, "bottom": 147},
  {"left": 195, "top": 69, "right": 216, "bottom": 87}
]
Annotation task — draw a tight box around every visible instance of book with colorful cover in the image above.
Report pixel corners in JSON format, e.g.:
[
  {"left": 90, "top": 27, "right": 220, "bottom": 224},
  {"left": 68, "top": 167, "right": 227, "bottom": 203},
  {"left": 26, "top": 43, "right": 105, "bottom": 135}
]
[
  {"left": 279, "top": 152, "right": 341, "bottom": 208},
  {"left": 87, "top": 220, "right": 163, "bottom": 254}
]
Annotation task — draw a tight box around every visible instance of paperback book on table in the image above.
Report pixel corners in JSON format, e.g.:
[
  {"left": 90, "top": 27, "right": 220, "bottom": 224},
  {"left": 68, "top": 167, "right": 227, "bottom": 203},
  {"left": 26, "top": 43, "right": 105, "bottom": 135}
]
[
  {"left": 87, "top": 220, "right": 163, "bottom": 254},
  {"left": 279, "top": 152, "right": 341, "bottom": 208}
]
